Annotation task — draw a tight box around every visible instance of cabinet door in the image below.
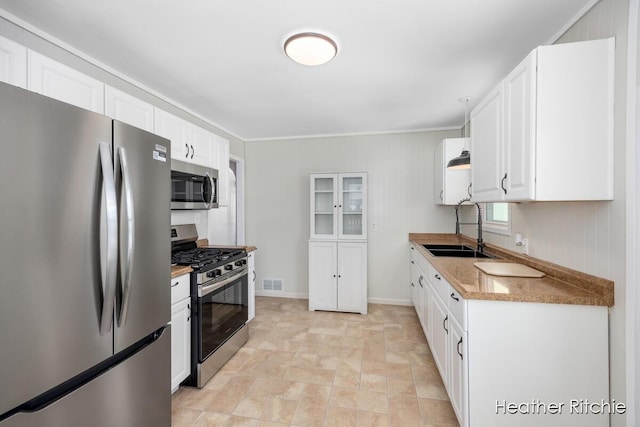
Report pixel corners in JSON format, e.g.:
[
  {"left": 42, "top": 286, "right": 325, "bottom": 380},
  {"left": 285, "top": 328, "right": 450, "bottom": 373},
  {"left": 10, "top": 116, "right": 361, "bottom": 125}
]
[
  {"left": 247, "top": 252, "right": 256, "bottom": 321},
  {"left": 310, "top": 174, "right": 338, "bottom": 239},
  {"left": 337, "top": 242, "right": 367, "bottom": 314},
  {"left": 170, "top": 298, "right": 190, "bottom": 393},
  {"left": 504, "top": 52, "right": 536, "bottom": 201},
  {"left": 28, "top": 51, "right": 104, "bottom": 114},
  {"left": 417, "top": 273, "right": 429, "bottom": 337},
  {"left": 211, "top": 134, "right": 230, "bottom": 206},
  {"left": 189, "top": 125, "right": 213, "bottom": 167},
  {"left": 448, "top": 316, "right": 468, "bottom": 427},
  {"left": 338, "top": 173, "right": 367, "bottom": 239},
  {"left": 429, "top": 290, "right": 449, "bottom": 387},
  {"left": 409, "top": 257, "right": 420, "bottom": 310},
  {"left": 437, "top": 139, "right": 472, "bottom": 205},
  {"left": 308, "top": 241, "right": 338, "bottom": 311},
  {"left": 470, "top": 82, "right": 504, "bottom": 202},
  {"left": 0, "top": 35, "right": 27, "bottom": 88},
  {"left": 105, "top": 85, "right": 154, "bottom": 132},
  {"left": 154, "top": 108, "right": 190, "bottom": 162}
]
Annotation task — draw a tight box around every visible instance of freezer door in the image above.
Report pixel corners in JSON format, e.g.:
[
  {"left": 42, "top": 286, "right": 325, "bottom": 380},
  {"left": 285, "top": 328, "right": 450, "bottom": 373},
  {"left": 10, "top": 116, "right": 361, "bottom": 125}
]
[
  {"left": 0, "top": 83, "right": 114, "bottom": 415},
  {"left": 113, "top": 121, "right": 171, "bottom": 352},
  {"left": 0, "top": 327, "right": 171, "bottom": 427}
]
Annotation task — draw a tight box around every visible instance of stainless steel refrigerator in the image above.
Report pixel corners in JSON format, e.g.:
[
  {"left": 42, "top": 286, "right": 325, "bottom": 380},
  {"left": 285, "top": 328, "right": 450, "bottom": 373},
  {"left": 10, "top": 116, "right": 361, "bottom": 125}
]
[{"left": 0, "top": 82, "right": 171, "bottom": 426}]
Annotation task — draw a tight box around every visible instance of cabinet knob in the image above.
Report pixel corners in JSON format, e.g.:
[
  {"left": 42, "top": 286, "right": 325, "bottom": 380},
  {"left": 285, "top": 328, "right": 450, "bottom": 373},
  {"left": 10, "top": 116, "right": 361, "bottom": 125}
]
[
  {"left": 467, "top": 183, "right": 472, "bottom": 197},
  {"left": 190, "top": 144, "right": 195, "bottom": 159},
  {"left": 443, "top": 315, "right": 448, "bottom": 334},
  {"left": 434, "top": 274, "right": 441, "bottom": 280},
  {"left": 457, "top": 337, "right": 463, "bottom": 359},
  {"left": 184, "top": 143, "right": 189, "bottom": 158},
  {"left": 439, "top": 190, "right": 443, "bottom": 201},
  {"left": 450, "top": 293, "right": 459, "bottom": 302},
  {"left": 171, "top": 281, "right": 179, "bottom": 287},
  {"left": 501, "top": 173, "right": 507, "bottom": 194}
]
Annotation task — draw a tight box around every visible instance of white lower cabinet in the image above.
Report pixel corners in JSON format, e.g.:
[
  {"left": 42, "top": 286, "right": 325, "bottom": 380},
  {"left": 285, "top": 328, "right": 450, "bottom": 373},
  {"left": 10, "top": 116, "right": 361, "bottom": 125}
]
[
  {"left": 170, "top": 274, "right": 191, "bottom": 393},
  {"left": 309, "top": 241, "right": 367, "bottom": 314},
  {"left": 247, "top": 251, "right": 256, "bottom": 321},
  {"left": 410, "top": 245, "right": 609, "bottom": 427}
]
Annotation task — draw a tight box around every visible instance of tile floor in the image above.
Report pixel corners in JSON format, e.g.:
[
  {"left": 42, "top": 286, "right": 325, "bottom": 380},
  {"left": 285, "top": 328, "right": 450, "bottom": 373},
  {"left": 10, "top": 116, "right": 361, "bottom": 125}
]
[{"left": 171, "top": 297, "right": 459, "bottom": 427}]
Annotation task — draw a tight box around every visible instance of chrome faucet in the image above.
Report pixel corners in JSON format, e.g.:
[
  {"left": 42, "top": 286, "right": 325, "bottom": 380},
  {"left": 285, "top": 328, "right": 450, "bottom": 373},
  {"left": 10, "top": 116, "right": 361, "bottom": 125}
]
[{"left": 455, "top": 197, "right": 485, "bottom": 253}]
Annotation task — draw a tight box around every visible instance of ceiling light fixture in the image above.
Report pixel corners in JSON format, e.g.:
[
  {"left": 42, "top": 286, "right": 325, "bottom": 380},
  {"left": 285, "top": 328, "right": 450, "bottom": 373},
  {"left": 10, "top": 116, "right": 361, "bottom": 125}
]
[
  {"left": 447, "top": 96, "right": 473, "bottom": 170},
  {"left": 284, "top": 32, "right": 337, "bottom": 66}
]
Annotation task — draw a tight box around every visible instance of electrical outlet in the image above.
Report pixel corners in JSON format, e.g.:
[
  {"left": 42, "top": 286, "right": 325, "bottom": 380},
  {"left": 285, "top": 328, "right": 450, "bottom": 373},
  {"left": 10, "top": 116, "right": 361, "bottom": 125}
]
[
  {"left": 194, "top": 213, "right": 200, "bottom": 224},
  {"left": 371, "top": 222, "right": 377, "bottom": 231}
]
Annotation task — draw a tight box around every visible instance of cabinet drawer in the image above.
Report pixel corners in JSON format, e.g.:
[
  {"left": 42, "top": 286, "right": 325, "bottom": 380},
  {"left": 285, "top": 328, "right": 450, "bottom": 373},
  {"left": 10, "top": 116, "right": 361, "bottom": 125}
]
[
  {"left": 429, "top": 264, "right": 451, "bottom": 303},
  {"left": 448, "top": 288, "right": 467, "bottom": 331},
  {"left": 170, "top": 274, "right": 190, "bottom": 304}
]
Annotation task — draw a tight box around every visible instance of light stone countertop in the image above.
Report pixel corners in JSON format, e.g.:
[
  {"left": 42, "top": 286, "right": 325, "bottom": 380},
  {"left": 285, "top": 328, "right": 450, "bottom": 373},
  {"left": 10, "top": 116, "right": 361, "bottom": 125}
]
[{"left": 409, "top": 233, "right": 614, "bottom": 306}]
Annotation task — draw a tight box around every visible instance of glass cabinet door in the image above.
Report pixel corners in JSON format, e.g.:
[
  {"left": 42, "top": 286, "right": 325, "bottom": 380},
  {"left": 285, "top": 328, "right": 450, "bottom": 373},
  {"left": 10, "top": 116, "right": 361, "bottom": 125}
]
[
  {"left": 339, "top": 173, "right": 367, "bottom": 239},
  {"left": 311, "top": 174, "right": 337, "bottom": 238}
]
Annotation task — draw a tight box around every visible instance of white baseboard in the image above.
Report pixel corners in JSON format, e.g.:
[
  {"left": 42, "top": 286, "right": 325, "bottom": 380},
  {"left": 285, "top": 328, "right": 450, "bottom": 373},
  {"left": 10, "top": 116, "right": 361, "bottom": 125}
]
[
  {"left": 254, "top": 293, "right": 413, "bottom": 307},
  {"left": 255, "top": 291, "right": 308, "bottom": 300},
  {"left": 367, "top": 297, "right": 413, "bottom": 306}
]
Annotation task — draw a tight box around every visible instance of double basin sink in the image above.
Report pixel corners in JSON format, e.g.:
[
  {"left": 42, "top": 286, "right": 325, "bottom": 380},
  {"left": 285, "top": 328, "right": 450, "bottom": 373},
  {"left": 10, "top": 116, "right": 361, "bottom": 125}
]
[{"left": 422, "top": 244, "right": 496, "bottom": 259}]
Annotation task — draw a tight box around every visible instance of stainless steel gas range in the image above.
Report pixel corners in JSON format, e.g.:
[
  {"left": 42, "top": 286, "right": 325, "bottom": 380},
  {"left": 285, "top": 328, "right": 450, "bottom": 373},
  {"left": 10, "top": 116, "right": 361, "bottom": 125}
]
[{"left": 171, "top": 224, "right": 248, "bottom": 388}]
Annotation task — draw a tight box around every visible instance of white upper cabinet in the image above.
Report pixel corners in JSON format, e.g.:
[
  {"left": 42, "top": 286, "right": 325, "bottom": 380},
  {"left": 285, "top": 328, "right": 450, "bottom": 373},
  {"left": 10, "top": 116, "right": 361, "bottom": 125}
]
[
  {"left": 435, "top": 138, "right": 472, "bottom": 205},
  {"left": 471, "top": 38, "right": 614, "bottom": 202},
  {"left": 0, "top": 35, "right": 27, "bottom": 88},
  {"left": 105, "top": 85, "right": 154, "bottom": 131},
  {"left": 310, "top": 173, "right": 367, "bottom": 240},
  {"left": 28, "top": 51, "right": 104, "bottom": 114},
  {"left": 211, "top": 134, "right": 230, "bottom": 207},
  {"left": 154, "top": 108, "right": 212, "bottom": 167}
]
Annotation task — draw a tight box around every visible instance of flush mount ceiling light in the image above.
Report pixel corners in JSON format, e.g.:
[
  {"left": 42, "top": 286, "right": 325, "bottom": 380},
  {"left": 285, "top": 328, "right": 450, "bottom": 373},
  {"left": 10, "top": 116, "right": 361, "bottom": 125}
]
[
  {"left": 284, "top": 32, "right": 337, "bottom": 66},
  {"left": 447, "top": 96, "right": 473, "bottom": 170}
]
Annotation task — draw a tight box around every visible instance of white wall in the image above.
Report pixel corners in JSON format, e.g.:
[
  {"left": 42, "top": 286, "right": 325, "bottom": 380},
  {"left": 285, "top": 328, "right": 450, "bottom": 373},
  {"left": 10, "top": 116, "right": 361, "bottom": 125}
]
[
  {"left": 245, "top": 130, "right": 459, "bottom": 303},
  {"left": 461, "top": 1, "right": 631, "bottom": 425}
]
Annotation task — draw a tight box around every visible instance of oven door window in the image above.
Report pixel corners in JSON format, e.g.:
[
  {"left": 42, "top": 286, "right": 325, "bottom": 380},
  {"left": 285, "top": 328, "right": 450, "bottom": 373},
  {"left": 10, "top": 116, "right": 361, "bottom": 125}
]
[{"left": 198, "top": 274, "right": 248, "bottom": 361}]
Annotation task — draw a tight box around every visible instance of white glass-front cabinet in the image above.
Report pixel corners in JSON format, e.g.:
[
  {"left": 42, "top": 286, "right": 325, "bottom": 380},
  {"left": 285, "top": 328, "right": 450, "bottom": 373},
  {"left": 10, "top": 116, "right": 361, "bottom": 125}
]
[
  {"left": 310, "top": 173, "right": 367, "bottom": 240},
  {"left": 309, "top": 172, "right": 368, "bottom": 315}
]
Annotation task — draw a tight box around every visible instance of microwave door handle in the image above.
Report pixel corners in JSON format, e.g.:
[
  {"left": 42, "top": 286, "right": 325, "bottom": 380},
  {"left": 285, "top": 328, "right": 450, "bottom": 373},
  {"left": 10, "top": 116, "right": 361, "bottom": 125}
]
[
  {"left": 203, "top": 172, "right": 212, "bottom": 208},
  {"left": 98, "top": 142, "right": 118, "bottom": 335},
  {"left": 117, "top": 146, "right": 135, "bottom": 326}
]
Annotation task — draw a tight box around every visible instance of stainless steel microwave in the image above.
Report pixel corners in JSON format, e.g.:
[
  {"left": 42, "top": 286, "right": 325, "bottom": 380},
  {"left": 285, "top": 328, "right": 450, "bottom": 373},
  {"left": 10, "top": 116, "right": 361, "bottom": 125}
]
[{"left": 171, "top": 159, "right": 218, "bottom": 210}]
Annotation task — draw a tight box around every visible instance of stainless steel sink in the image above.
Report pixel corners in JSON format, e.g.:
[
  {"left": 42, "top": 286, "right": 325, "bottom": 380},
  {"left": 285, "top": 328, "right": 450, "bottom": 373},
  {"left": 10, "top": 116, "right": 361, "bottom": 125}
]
[{"left": 421, "top": 244, "right": 496, "bottom": 259}]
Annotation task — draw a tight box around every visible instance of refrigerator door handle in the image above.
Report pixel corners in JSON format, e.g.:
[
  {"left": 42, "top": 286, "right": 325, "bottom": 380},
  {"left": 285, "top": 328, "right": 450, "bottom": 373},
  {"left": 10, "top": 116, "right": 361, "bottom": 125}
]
[
  {"left": 117, "top": 146, "right": 135, "bottom": 326},
  {"left": 99, "top": 142, "right": 118, "bottom": 335}
]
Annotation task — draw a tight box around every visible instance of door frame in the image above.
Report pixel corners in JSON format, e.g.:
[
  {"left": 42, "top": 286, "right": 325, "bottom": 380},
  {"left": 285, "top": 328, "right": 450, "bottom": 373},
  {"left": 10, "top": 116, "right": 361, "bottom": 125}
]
[{"left": 230, "top": 154, "right": 245, "bottom": 245}]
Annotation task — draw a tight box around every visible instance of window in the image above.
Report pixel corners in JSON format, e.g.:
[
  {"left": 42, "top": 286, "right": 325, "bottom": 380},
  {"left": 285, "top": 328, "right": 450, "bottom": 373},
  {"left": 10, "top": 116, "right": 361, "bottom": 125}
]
[{"left": 483, "top": 202, "right": 511, "bottom": 235}]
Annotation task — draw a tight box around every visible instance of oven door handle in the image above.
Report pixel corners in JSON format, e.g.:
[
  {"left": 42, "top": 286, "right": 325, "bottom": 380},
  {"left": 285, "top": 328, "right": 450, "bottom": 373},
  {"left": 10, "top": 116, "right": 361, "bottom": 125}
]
[
  {"left": 117, "top": 146, "right": 135, "bottom": 326},
  {"left": 199, "top": 269, "right": 247, "bottom": 297},
  {"left": 98, "top": 142, "right": 117, "bottom": 335}
]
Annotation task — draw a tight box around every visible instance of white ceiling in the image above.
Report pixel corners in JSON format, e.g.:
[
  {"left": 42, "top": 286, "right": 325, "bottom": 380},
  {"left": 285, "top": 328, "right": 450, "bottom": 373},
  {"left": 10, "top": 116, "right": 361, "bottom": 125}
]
[{"left": 0, "top": 0, "right": 594, "bottom": 141}]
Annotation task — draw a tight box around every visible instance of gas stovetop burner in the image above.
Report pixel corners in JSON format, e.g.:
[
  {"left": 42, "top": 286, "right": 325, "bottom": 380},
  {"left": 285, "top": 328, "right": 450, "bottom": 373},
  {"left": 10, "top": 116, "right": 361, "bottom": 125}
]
[{"left": 171, "top": 247, "right": 245, "bottom": 270}]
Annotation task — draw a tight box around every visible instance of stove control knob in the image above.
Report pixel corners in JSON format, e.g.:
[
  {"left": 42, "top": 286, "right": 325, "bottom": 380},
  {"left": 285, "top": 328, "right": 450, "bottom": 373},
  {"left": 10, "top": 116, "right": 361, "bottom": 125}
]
[
  {"left": 235, "top": 260, "right": 243, "bottom": 267},
  {"left": 215, "top": 269, "right": 222, "bottom": 276},
  {"left": 241, "top": 259, "right": 247, "bottom": 265},
  {"left": 206, "top": 270, "right": 215, "bottom": 278},
  {"left": 224, "top": 264, "right": 233, "bottom": 271}
]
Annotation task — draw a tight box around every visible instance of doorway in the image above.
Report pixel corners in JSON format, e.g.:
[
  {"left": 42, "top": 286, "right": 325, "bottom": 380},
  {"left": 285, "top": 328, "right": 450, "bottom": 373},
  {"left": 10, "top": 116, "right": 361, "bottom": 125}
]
[{"left": 207, "top": 156, "right": 245, "bottom": 245}]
